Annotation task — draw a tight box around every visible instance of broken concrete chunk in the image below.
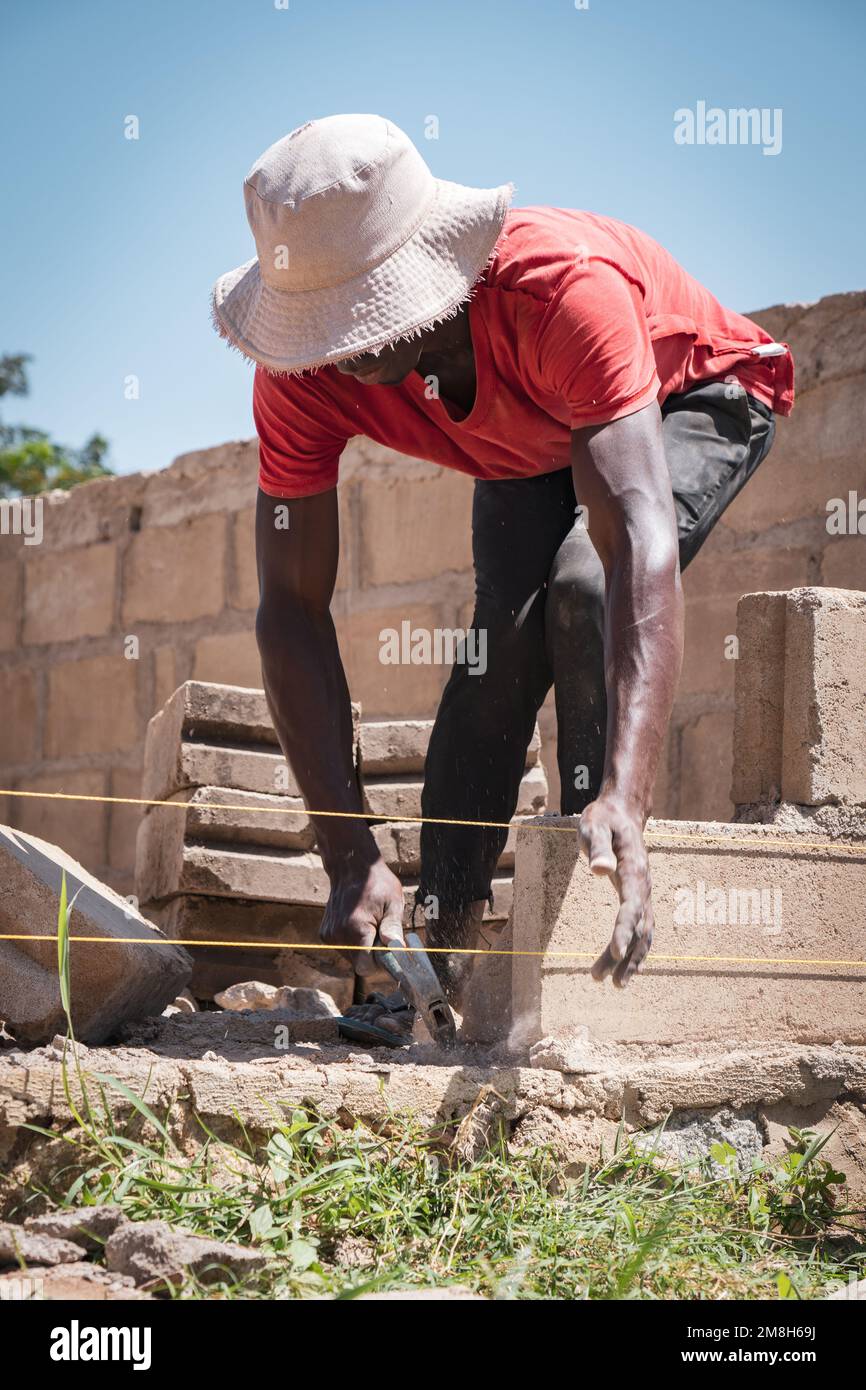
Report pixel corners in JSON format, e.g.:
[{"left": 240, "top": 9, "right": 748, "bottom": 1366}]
[
  {"left": 104, "top": 1219, "right": 267, "bottom": 1289},
  {"left": 0, "top": 1261, "right": 151, "bottom": 1301},
  {"left": 24, "top": 1204, "right": 129, "bottom": 1252},
  {"left": 214, "top": 982, "right": 339, "bottom": 1018},
  {"left": 0, "top": 1222, "right": 87, "bottom": 1267},
  {"left": 117, "top": 1006, "right": 340, "bottom": 1054},
  {"left": 632, "top": 1106, "right": 764, "bottom": 1171},
  {"left": 0, "top": 826, "right": 192, "bottom": 1046}
]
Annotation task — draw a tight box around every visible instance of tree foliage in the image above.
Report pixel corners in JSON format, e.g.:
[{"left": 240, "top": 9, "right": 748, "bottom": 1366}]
[{"left": 0, "top": 354, "right": 113, "bottom": 497}]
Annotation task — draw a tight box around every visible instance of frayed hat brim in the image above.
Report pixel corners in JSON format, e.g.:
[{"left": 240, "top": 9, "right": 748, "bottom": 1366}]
[{"left": 211, "top": 177, "right": 513, "bottom": 374}]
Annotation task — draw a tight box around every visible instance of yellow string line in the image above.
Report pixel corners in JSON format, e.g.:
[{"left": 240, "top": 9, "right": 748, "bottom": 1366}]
[
  {"left": 1, "top": 935, "right": 864, "bottom": 970},
  {"left": 2, "top": 788, "right": 864, "bottom": 857},
  {"left": 2, "top": 788, "right": 864, "bottom": 969}
]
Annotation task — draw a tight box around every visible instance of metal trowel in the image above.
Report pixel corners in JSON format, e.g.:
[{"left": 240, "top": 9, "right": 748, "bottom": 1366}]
[{"left": 337, "top": 930, "right": 457, "bottom": 1049}]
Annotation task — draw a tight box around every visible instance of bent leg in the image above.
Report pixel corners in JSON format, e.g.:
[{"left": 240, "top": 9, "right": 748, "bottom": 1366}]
[{"left": 419, "top": 469, "right": 575, "bottom": 998}]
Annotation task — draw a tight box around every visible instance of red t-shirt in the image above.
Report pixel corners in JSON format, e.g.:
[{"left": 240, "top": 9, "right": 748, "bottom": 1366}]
[{"left": 254, "top": 206, "right": 794, "bottom": 498}]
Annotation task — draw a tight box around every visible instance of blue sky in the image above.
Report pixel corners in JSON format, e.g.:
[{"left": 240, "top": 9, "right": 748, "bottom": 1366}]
[{"left": 3, "top": 0, "right": 863, "bottom": 477}]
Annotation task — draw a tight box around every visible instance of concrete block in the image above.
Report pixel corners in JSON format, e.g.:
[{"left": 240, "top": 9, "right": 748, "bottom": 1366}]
[
  {"left": 173, "top": 786, "right": 314, "bottom": 848},
  {"left": 229, "top": 507, "right": 258, "bottom": 611},
  {"left": 359, "top": 718, "right": 541, "bottom": 776},
  {"left": 678, "top": 711, "right": 734, "bottom": 822},
  {"left": 0, "top": 666, "right": 38, "bottom": 765},
  {"left": 13, "top": 769, "right": 108, "bottom": 871},
  {"left": 141, "top": 680, "right": 360, "bottom": 802},
  {"left": 822, "top": 537, "right": 866, "bottom": 592},
  {"left": 333, "top": 604, "right": 450, "bottom": 718},
  {"left": 358, "top": 468, "right": 472, "bottom": 586},
  {"left": 511, "top": 816, "right": 866, "bottom": 1047},
  {"left": 23, "top": 542, "right": 117, "bottom": 646},
  {"left": 145, "top": 741, "right": 301, "bottom": 802},
  {"left": 362, "top": 764, "right": 547, "bottom": 821},
  {"left": 360, "top": 720, "right": 432, "bottom": 776},
  {"left": 145, "top": 680, "right": 274, "bottom": 751},
  {"left": 122, "top": 513, "right": 226, "bottom": 624},
  {"left": 732, "top": 591, "right": 788, "bottom": 806},
  {"left": 372, "top": 817, "right": 529, "bottom": 875},
  {"left": 0, "top": 558, "right": 20, "bottom": 650},
  {"left": 45, "top": 655, "right": 139, "bottom": 758},
  {"left": 0, "top": 824, "right": 191, "bottom": 1045},
  {"left": 136, "top": 788, "right": 315, "bottom": 901},
  {"left": 138, "top": 841, "right": 330, "bottom": 906},
  {"left": 192, "top": 631, "right": 263, "bottom": 689},
  {"left": 782, "top": 587, "right": 866, "bottom": 806},
  {"left": 141, "top": 680, "right": 279, "bottom": 802}
]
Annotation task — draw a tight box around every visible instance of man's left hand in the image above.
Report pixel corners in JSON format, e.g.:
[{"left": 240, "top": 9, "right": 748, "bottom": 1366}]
[{"left": 578, "top": 794, "right": 653, "bottom": 987}]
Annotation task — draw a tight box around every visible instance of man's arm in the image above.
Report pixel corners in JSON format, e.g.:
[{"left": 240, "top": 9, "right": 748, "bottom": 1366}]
[
  {"left": 255, "top": 488, "right": 405, "bottom": 969},
  {"left": 570, "top": 402, "right": 684, "bottom": 986}
]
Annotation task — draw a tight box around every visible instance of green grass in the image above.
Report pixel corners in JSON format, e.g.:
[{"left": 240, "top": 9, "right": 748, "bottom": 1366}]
[
  {"left": 21, "top": 1096, "right": 866, "bottom": 1301},
  {"left": 15, "top": 874, "right": 864, "bottom": 1301}
]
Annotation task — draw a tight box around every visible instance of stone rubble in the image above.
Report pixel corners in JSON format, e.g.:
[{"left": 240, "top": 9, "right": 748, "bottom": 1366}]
[
  {"left": 214, "top": 981, "right": 341, "bottom": 1018},
  {"left": 104, "top": 1219, "right": 267, "bottom": 1290}
]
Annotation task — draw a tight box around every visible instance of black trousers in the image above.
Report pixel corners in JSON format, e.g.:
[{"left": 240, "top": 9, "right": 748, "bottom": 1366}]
[{"left": 417, "top": 378, "right": 775, "bottom": 920}]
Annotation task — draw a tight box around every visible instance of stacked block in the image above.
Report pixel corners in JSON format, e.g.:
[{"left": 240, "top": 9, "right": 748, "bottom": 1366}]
[{"left": 136, "top": 681, "right": 547, "bottom": 1003}]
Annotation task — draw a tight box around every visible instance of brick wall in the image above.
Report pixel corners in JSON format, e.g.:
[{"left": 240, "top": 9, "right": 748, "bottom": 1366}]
[{"left": 1, "top": 291, "right": 863, "bottom": 891}]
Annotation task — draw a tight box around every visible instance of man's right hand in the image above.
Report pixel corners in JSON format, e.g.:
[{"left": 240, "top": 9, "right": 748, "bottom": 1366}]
[{"left": 320, "top": 854, "right": 406, "bottom": 976}]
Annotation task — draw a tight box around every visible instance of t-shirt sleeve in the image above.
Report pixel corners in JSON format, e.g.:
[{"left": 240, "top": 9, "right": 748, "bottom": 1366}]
[
  {"left": 534, "top": 260, "right": 661, "bottom": 428},
  {"left": 253, "top": 366, "right": 349, "bottom": 497}
]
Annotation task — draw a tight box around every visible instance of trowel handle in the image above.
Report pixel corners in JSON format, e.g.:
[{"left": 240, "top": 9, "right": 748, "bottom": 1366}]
[
  {"left": 378, "top": 931, "right": 457, "bottom": 1046},
  {"left": 379, "top": 931, "right": 426, "bottom": 996}
]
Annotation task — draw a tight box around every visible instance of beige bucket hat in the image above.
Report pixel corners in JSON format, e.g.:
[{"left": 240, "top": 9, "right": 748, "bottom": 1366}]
[{"left": 212, "top": 114, "right": 512, "bottom": 374}]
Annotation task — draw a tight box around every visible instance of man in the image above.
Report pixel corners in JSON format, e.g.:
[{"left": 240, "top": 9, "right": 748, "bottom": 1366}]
[{"left": 212, "top": 114, "right": 794, "bottom": 1027}]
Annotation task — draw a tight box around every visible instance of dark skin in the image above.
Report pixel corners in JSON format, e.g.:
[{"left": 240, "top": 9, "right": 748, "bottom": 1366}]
[{"left": 256, "top": 304, "right": 683, "bottom": 991}]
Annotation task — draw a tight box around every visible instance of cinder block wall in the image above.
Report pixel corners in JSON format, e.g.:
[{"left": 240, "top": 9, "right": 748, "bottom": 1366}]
[{"left": 1, "top": 291, "right": 863, "bottom": 891}]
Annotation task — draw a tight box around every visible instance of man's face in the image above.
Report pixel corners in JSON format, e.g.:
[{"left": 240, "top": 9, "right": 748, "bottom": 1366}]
[{"left": 335, "top": 337, "right": 422, "bottom": 386}]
